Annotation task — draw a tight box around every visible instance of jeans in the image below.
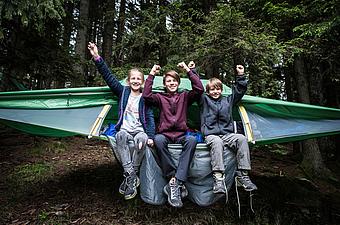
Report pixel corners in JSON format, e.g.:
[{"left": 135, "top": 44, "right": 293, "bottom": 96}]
[
  {"left": 153, "top": 134, "right": 197, "bottom": 182},
  {"left": 115, "top": 130, "right": 148, "bottom": 174},
  {"left": 205, "top": 133, "right": 251, "bottom": 171}
]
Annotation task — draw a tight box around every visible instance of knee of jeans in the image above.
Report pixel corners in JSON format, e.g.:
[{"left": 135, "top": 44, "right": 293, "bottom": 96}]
[
  {"left": 206, "top": 135, "right": 220, "bottom": 144},
  {"left": 237, "top": 134, "right": 247, "bottom": 143},
  {"left": 115, "top": 131, "right": 127, "bottom": 142},
  {"left": 214, "top": 138, "right": 224, "bottom": 147},
  {"left": 208, "top": 136, "right": 223, "bottom": 147},
  {"left": 134, "top": 133, "right": 146, "bottom": 143},
  {"left": 186, "top": 135, "right": 197, "bottom": 145},
  {"left": 136, "top": 131, "right": 148, "bottom": 139},
  {"left": 154, "top": 134, "right": 166, "bottom": 143}
]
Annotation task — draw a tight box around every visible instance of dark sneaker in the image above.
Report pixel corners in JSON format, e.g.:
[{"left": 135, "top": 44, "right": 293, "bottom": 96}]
[
  {"left": 119, "top": 172, "right": 128, "bottom": 195},
  {"left": 235, "top": 171, "right": 257, "bottom": 192},
  {"left": 163, "top": 179, "right": 183, "bottom": 208},
  {"left": 180, "top": 184, "right": 188, "bottom": 198},
  {"left": 124, "top": 173, "right": 140, "bottom": 200},
  {"left": 213, "top": 173, "right": 226, "bottom": 194}
]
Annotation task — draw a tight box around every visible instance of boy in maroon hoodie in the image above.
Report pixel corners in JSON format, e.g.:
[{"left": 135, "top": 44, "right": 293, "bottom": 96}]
[{"left": 143, "top": 62, "right": 204, "bottom": 207}]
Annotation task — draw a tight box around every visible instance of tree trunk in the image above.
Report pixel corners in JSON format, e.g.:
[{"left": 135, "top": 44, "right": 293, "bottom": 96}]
[
  {"left": 115, "top": 0, "right": 126, "bottom": 66},
  {"left": 0, "top": 72, "right": 10, "bottom": 92},
  {"left": 57, "top": 1, "right": 75, "bottom": 88},
  {"left": 294, "top": 55, "right": 329, "bottom": 177},
  {"left": 75, "top": 0, "right": 90, "bottom": 85},
  {"left": 102, "top": 0, "right": 116, "bottom": 66},
  {"left": 204, "top": 57, "right": 219, "bottom": 79},
  {"left": 62, "top": 1, "right": 74, "bottom": 50},
  {"left": 202, "top": 0, "right": 217, "bottom": 14},
  {"left": 284, "top": 65, "right": 296, "bottom": 102},
  {"left": 284, "top": 65, "right": 302, "bottom": 155},
  {"left": 158, "top": 0, "right": 168, "bottom": 66}
]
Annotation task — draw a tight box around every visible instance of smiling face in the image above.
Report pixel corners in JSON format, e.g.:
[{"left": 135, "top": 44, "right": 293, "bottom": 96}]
[
  {"left": 163, "top": 70, "right": 180, "bottom": 94},
  {"left": 206, "top": 77, "right": 223, "bottom": 99},
  {"left": 127, "top": 69, "right": 144, "bottom": 92},
  {"left": 164, "top": 76, "right": 179, "bottom": 93},
  {"left": 207, "top": 86, "right": 222, "bottom": 99}
]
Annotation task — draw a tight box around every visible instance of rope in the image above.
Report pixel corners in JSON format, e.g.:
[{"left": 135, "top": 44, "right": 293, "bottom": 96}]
[
  {"left": 234, "top": 177, "right": 256, "bottom": 218},
  {"left": 249, "top": 191, "right": 255, "bottom": 213},
  {"left": 235, "top": 177, "right": 241, "bottom": 218},
  {"left": 224, "top": 177, "right": 229, "bottom": 204}
]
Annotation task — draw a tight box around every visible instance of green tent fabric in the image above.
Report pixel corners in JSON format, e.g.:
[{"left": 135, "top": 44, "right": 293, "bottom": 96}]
[
  {"left": 0, "top": 87, "right": 116, "bottom": 137},
  {"left": 0, "top": 86, "right": 115, "bottom": 109},
  {"left": 0, "top": 106, "right": 110, "bottom": 137},
  {"left": 0, "top": 76, "right": 339, "bottom": 144}
]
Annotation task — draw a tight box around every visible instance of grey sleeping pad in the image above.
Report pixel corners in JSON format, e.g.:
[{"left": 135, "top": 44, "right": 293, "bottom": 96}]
[{"left": 139, "top": 143, "right": 237, "bottom": 206}]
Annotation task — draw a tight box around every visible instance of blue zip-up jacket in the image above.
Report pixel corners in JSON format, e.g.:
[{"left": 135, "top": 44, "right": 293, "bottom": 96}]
[{"left": 94, "top": 57, "right": 155, "bottom": 139}]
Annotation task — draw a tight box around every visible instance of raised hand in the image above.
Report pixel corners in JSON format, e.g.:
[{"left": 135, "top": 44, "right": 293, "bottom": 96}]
[
  {"left": 149, "top": 64, "right": 161, "bottom": 76},
  {"left": 87, "top": 42, "right": 99, "bottom": 58},
  {"left": 236, "top": 65, "right": 245, "bottom": 76},
  {"left": 188, "top": 61, "right": 195, "bottom": 69},
  {"left": 177, "top": 62, "right": 190, "bottom": 72}
]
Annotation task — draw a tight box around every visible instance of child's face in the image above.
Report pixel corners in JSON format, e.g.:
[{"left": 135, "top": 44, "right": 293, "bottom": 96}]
[
  {"left": 164, "top": 76, "right": 179, "bottom": 93},
  {"left": 208, "top": 86, "right": 222, "bottom": 99},
  {"left": 128, "top": 71, "right": 144, "bottom": 92}
]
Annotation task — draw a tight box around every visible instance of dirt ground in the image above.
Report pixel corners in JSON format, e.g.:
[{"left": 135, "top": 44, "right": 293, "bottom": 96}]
[{"left": 1, "top": 126, "right": 340, "bottom": 225}]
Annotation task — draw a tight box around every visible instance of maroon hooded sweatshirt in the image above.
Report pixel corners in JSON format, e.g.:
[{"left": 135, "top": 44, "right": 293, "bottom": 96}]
[{"left": 143, "top": 70, "right": 204, "bottom": 141}]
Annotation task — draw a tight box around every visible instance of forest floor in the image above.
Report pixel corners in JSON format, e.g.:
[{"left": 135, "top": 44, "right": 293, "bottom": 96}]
[{"left": 1, "top": 125, "right": 340, "bottom": 225}]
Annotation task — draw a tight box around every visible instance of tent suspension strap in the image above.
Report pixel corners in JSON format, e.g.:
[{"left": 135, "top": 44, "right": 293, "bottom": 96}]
[
  {"left": 238, "top": 105, "right": 255, "bottom": 144},
  {"left": 88, "top": 105, "right": 112, "bottom": 138}
]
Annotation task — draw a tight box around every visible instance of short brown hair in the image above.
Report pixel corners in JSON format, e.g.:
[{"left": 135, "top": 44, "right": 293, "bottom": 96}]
[
  {"left": 163, "top": 70, "right": 180, "bottom": 85},
  {"left": 206, "top": 77, "right": 223, "bottom": 93}
]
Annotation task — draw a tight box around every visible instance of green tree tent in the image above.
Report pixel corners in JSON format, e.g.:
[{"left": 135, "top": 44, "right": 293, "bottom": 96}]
[{"left": 0, "top": 76, "right": 339, "bottom": 145}]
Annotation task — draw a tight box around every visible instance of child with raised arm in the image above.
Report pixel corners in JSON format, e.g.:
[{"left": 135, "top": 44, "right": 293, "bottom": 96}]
[
  {"left": 88, "top": 42, "right": 155, "bottom": 200},
  {"left": 142, "top": 61, "right": 204, "bottom": 208},
  {"left": 199, "top": 65, "right": 257, "bottom": 194}
]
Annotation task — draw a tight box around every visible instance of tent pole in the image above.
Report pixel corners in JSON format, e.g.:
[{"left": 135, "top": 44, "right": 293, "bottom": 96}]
[
  {"left": 238, "top": 105, "right": 255, "bottom": 144},
  {"left": 88, "top": 105, "right": 112, "bottom": 138}
]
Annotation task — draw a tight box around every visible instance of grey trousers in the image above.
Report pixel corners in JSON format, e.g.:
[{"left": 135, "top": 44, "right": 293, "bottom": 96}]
[
  {"left": 205, "top": 133, "right": 251, "bottom": 171},
  {"left": 115, "top": 130, "right": 148, "bottom": 174}
]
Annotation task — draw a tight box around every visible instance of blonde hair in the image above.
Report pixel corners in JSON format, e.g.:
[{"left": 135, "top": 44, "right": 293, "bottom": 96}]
[
  {"left": 206, "top": 77, "right": 223, "bottom": 93},
  {"left": 127, "top": 68, "right": 144, "bottom": 83},
  {"left": 163, "top": 70, "right": 180, "bottom": 85}
]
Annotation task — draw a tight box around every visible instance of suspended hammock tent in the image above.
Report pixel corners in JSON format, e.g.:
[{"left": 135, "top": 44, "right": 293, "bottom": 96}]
[
  {"left": 0, "top": 76, "right": 340, "bottom": 145},
  {"left": 0, "top": 86, "right": 116, "bottom": 137}
]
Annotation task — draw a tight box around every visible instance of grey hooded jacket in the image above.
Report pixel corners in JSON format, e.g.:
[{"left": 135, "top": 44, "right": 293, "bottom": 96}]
[{"left": 199, "top": 75, "right": 247, "bottom": 136}]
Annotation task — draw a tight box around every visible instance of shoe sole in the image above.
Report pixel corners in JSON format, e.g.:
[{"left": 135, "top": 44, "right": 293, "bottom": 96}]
[
  {"left": 235, "top": 179, "right": 257, "bottom": 192},
  {"left": 119, "top": 188, "right": 125, "bottom": 195},
  {"left": 123, "top": 177, "right": 141, "bottom": 199},
  {"left": 213, "top": 189, "right": 226, "bottom": 194},
  {"left": 163, "top": 186, "right": 183, "bottom": 208},
  {"left": 124, "top": 191, "right": 137, "bottom": 200}
]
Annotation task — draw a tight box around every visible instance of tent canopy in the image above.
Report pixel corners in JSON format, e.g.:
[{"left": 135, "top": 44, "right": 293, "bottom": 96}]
[{"left": 0, "top": 76, "right": 339, "bottom": 145}]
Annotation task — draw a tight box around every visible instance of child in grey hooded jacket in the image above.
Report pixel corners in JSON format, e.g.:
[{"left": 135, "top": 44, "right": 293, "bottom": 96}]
[{"left": 199, "top": 65, "right": 257, "bottom": 194}]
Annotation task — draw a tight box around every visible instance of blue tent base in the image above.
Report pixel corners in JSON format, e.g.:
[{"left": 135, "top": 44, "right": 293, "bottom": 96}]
[{"left": 139, "top": 144, "right": 237, "bottom": 206}]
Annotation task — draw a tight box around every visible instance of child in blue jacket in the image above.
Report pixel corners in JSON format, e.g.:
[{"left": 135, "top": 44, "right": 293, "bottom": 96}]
[{"left": 88, "top": 42, "right": 155, "bottom": 200}]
